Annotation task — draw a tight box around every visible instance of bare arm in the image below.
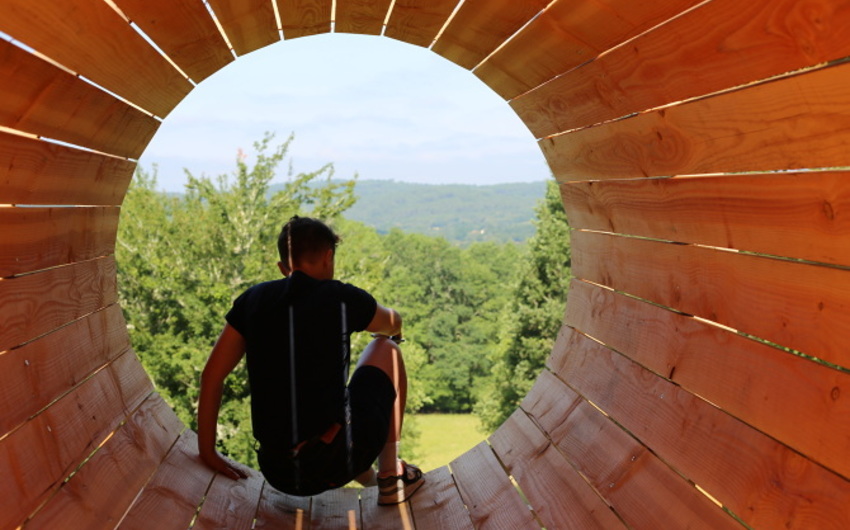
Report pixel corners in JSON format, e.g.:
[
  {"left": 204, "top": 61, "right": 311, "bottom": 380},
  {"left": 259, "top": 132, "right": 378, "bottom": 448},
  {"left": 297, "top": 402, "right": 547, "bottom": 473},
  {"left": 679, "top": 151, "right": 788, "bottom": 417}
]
[
  {"left": 197, "top": 323, "right": 249, "bottom": 480},
  {"left": 365, "top": 302, "right": 403, "bottom": 339}
]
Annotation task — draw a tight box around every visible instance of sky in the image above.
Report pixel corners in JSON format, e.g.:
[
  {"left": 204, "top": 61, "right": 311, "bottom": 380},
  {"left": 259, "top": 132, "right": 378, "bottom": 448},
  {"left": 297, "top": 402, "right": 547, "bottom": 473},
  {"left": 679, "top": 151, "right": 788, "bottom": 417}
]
[{"left": 138, "top": 33, "right": 550, "bottom": 192}]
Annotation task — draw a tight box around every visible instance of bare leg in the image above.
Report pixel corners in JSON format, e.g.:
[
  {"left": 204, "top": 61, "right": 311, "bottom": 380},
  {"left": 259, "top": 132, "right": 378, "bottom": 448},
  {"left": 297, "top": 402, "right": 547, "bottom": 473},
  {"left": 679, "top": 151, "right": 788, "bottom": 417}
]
[{"left": 356, "top": 336, "right": 407, "bottom": 477}]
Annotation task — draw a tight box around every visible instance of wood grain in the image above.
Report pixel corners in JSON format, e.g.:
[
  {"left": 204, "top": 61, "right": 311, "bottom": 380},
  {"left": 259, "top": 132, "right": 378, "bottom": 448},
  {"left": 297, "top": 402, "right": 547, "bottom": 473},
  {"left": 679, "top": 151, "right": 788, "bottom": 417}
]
[
  {"left": 549, "top": 326, "right": 850, "bottom": 530},
  {"left": 0, "top": 351, "right": 153, "bottom": 530},
  {"left": 253, "top": 482, "right": 311, "bottom": 529},
  {"left": 311, "top": 487, "right": 361, "bottom": 530},
  {"left": 408, "top": 466, "right": 474, "bottom": 529},
  {"left": 450, "top": 442, "right": 538, "bottom": 530},
  {"left": 384, "top": 0, "right": 461, "bottom": 48},
  {"left": 335, "top": 0, "right": 393, "bottom": 36},
  {"left": 193, "top": 467, "right": 265, "bottom": 530},
  {"left": 513, "top": 0, "right": 850, "bottom": 137},
  {"left": 277, "top": 0, "right": 333, "bottom": 39},
  {"left": 0, "top": 206, "right": 118, "bottom": 277},
  {"left": 0, "top": 40, "right": 158, "bottom": 159},
  {"left": 490, "top": 410, "right": 627, "bottom": 529},
  {"left": 206, "top": 0, "right": 279, "bottom": 56},
  {"left": 565, "top": 279, "right": 850, "bottom": 483},
  {"left": 0, "top": 131, "right": 135, "bottom": 206},
  {"left": 431, "top": 0, "right": 549, "bottom": 69},
  {"left": 118, "top": 431, "right": 215, "bottom": 530},
  {"left": 475, "top": 0, "right": 701, "bottom": 100},
  {"left": 0, "top": 256, "right": 118, "bottom": 352},
  {"left": 0, "top": 305, "right": 129, "bottom": 438},
  {"left": 0, "top": 0, "right": 191, "bottom": 117},
  {"left": 541, "top": 60, "right": 850, "bottom": 181},
  {"left": 561, "top": 171, "right": 850, "bottom": 266},
  {"left": 571, "top": 229, "right": 850, "bottom": 370},
  {"left": 24, "top": 394, "right": 183, "bottom": 530},
  {"left": 522, "top": 369, "right": 744, "bottom": 530},
  {"left": 114, "top": 0, "right": 234, "bottom": 82}
]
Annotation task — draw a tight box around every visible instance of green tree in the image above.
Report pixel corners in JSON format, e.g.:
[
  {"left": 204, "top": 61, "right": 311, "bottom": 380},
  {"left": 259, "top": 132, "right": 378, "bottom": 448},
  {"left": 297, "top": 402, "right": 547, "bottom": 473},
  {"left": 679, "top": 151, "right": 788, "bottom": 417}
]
[
  {"left": 476, "top": 180, "right": 572, "bottom": 431},
  {"left": 117, "top": 133, "right": 356, "bottom": 466}
]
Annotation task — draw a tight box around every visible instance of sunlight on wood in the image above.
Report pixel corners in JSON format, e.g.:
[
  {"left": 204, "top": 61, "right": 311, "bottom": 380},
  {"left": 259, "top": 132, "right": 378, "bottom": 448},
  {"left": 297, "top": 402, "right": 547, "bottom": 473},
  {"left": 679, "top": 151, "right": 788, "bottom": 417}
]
[{"left": 347, "top": 508, "right": 357, "bottom": 529}]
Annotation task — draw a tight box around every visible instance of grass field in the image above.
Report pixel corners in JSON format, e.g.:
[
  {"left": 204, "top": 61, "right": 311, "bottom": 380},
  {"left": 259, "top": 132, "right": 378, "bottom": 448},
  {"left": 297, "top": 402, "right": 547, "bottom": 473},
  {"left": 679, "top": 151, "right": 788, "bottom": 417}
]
[{"left": 409, "top": 413, "right": 486, "bottom": 473}]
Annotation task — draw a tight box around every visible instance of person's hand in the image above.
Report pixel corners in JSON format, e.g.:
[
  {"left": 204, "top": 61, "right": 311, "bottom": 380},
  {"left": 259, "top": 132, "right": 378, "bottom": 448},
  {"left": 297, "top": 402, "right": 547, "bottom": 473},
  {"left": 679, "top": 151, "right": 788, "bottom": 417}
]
[{"left": 200, "top": 449, "right": 249, "bottom": 480}]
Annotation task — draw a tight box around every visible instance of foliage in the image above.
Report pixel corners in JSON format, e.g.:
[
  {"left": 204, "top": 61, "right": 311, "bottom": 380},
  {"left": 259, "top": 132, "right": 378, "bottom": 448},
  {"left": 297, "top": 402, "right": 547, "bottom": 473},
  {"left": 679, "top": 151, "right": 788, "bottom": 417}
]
[
  {"left": 117, "top": 133, "right": 355, "bottom": 466},
  {"left": 475, "top": 180, "right": 572, "bottom": 431}
]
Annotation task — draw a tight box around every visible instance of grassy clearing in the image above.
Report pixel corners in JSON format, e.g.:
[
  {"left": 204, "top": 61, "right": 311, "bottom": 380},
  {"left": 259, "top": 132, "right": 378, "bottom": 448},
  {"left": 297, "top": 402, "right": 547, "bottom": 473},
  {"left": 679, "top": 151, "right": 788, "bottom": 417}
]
[{"left": 409, "top": 413, "right": 486, "bottom": 472}]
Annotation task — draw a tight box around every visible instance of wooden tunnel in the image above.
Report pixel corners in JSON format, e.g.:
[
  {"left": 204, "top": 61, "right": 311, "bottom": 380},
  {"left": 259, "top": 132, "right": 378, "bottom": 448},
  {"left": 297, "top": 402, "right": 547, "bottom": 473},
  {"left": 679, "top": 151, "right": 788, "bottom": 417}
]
[{"left": 2, "top": 0, "right": 850, "bottom": 528}]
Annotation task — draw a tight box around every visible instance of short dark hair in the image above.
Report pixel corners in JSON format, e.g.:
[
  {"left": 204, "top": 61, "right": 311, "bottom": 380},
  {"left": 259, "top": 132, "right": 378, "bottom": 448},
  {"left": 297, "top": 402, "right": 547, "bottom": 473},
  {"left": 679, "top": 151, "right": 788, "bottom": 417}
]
[{"left": 278, "top": 216, "right": 340, "bottom": 266}]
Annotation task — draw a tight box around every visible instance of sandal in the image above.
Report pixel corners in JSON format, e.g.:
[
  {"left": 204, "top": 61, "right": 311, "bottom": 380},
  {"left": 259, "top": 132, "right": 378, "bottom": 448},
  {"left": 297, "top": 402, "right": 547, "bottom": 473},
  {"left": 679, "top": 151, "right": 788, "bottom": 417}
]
[{"left": 377, "top": 461, "right": 425, "bottom": 505}]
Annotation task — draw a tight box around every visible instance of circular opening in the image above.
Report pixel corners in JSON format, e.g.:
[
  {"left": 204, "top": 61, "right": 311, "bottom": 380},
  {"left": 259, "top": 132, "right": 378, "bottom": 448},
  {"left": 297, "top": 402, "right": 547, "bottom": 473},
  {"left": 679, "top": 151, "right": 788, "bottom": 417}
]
[{"left": 120, "top": 33, "right": 567, "bottom": 474}]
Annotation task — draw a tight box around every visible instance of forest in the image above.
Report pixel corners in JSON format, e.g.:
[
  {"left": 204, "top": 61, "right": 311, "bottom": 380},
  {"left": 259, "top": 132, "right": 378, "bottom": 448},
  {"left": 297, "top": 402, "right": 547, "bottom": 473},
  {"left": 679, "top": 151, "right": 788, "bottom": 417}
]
[{"left": 117, "top": 133, "right": 571, "bottom": 467}]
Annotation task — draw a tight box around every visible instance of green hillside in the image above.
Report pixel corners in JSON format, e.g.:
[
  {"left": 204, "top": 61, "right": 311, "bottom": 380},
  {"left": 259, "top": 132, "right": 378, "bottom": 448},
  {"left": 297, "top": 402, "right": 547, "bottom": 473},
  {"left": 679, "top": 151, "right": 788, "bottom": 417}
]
[{"left": 339, "top": 179, "right": 549, "bottom": 245}]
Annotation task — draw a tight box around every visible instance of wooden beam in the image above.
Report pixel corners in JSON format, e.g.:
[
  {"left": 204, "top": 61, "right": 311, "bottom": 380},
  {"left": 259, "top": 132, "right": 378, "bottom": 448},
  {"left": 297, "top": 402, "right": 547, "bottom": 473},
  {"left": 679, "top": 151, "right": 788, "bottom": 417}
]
[
  {"left": 408, "top": 467, "right": 474, "bottom": 529},
  {"left": 385, "top": 0, "right": 461, "bottom": 48},
  {"left": 0, "top": 132, "right": 134, "bottom": 206},
  {"left": 277, "top": 0, "right": 332, "bottom": 40},
  {"left": 113, "top": 0, "right": 234, "bottom": 82},
  {"left": 513, "top": 0, "right": 850, "bottom": 136},
  {"left": 0, "top": 0, "right": 191, "bottom": 117},
  {"left": 206, "top": 0, "right": 279, "bottom": 56},
  {"left": 431, "top": 0, "right": 549, "bottom": 69},
  {"left": 335, "top": 0, "right": 393, "bottom": 35}
]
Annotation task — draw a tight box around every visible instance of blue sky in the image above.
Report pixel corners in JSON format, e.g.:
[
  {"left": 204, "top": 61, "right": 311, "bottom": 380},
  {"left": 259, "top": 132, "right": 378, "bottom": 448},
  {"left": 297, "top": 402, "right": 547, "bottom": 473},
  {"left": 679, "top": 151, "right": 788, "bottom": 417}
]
[{"left": 139, "top": 33, "right": 550, "bottom": 192}]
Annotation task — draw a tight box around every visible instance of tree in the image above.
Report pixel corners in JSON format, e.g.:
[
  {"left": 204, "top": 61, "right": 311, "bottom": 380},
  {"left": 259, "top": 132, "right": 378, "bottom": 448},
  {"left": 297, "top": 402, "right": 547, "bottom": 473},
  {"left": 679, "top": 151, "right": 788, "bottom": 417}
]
[
  {"left": 476, "top": 180, "right": 572, "bottom": 431},
  {"left": 117, "top": 133, "right": 356, "bottom": 466}
]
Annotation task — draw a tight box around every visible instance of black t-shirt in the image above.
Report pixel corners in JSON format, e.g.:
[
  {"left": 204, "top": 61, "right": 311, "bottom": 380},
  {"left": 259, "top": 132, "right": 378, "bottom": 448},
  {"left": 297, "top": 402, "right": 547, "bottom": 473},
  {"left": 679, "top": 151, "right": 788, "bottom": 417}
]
[{"left": 226, "top": 271, "right": 377, "bottom": 449}]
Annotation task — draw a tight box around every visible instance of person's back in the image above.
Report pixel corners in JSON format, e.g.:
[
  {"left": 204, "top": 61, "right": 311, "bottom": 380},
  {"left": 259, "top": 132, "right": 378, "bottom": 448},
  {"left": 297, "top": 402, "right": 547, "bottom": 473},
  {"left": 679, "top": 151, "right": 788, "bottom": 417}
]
[{"left": 197, "top": 216, "right": 424, "bottom": 504}]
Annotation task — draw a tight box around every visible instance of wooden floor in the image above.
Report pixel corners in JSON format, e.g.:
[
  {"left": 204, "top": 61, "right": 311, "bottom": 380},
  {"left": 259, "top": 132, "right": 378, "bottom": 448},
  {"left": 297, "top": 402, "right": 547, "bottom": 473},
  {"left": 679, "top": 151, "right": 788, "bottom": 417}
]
[{"left": 115, "top": 431, "right": 481, "bottom": 530}]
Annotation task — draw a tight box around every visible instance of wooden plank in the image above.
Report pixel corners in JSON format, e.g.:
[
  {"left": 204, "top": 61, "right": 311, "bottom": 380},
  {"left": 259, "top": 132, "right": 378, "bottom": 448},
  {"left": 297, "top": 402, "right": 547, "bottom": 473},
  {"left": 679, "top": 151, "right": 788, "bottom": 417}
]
[
  {"left": 561, "top": 171, "right": 850, "bottom": 266},
  {"left": 572, "top": 229, "right": 850, "bottom": 370},
  {"left": 549, "top": 326, "right": 850, "bottom": 530},
  {"left": 118, "top": 431, "right": 215, "bottom": 530},
  {"left": 193, "top": 467, "right": 265, "bottom": 530},
  {"left": 522, "top": 370, "right": 742, "bottom": 530},
  {"left": 25, "top": 393, "right": 183, "bottom": 530},
  {"left": 384, "top": 0, "right": 460, "bottom": 48},
  {"left": 206, "top": 0, "right": 279, "bottom": 56},
  {"left": 0, "top": 304, "right": 129, "bottom": 438},
  {"left": 0, "top": 131, "right": 135, "bottom": 206},
  {"left": 253, "top": 482, "right": 311, "bottom": 529},
  {"left": 431, "top": 0, "right": 549, "bottom": 70},
  {"left": 359, "top": 485, "right": 415, "bottom": 529},
  {"left": 277, "top": 0, "right": 333, "bottom": 40},
  {"left": 489, "top": 411, "right": 627, "bottom": 530},
  {"left": 311, "top": 487, "right": 361, "bottom": 530},
  {"left": 0, "top": 0, "right": 191, "bottom": 118},
  {"left": 0, "top": 350, "right": 153, "bottom": 530},
  {"left": 565, "top": 279, "right": 850, "bottom": 483},
  {"left": 335, "top": 0, "right": 393, "bottom": 35},
  {"left": 0, "top": 206, "right": 119, "bottom": 277},
  {"left": 0, "top": 256, "right": 117, "bottom": 352},
  {"left": 475, "top": 0, "right": 701, "bottom": 100},
  {"left": 408, "top": 466, "right": 473, "bottom": 529},
  {"left": 0, "top": 40, "right": 158, "bottom": 159},
  {"left": 449, "top": 442, "right": 538, "bottom": 529},
  {"left": 542, "top": 60, "right": 850, "bottom": 181},
  {"left": 513, "top": 0, "right": 850, "bottom": 138},
  {"left": 114, "top": 0, "right": 234, "bottom": 82}
]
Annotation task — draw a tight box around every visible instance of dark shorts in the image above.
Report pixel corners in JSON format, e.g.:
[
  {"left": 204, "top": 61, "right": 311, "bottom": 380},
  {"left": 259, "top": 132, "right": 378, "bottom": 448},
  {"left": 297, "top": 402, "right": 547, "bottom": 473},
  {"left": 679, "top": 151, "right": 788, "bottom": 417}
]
[{"left": 256, "top": 365, "right": 396, "bottom": 496}]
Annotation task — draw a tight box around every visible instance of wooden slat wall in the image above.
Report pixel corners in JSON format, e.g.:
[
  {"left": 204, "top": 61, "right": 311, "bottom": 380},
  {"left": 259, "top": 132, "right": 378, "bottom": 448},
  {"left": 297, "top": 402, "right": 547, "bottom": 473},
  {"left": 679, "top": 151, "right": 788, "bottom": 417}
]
[
  {"left": 474, "top": 0, "right": 703, "bottom": 100},
  {"left": 0, "top": 40, "right": 159, "bottom": 159},
  {"left": 335, "top": 0, "right": 393, "bottom": 36},
  {"left": 206, "top": 0, "right": 279, "bottom": 56},
  {"left": 114, "top": 0, "right": 234, "bottom": 82},
  {"left": 0, "top": 133, "right": 135, "bottom": 206},
  {"left": 277, "top": 0, "right": 333, "bottom": 40},
  {"left": 384, "top": 0, "right": 460, "bottom": 48},
  {"left": 431, "top": 0, "right": 549, "bottom": 69},
  {"left": 0, "top": 0, "right": 191, "bottom": 118}
]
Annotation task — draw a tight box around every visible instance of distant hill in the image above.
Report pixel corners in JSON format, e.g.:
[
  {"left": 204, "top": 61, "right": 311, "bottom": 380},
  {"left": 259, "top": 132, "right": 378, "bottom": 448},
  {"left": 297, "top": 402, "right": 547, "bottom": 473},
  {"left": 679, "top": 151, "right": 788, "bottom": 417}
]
[{"left": 341, "top": 180, "right": 548, "bottom": 245}]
